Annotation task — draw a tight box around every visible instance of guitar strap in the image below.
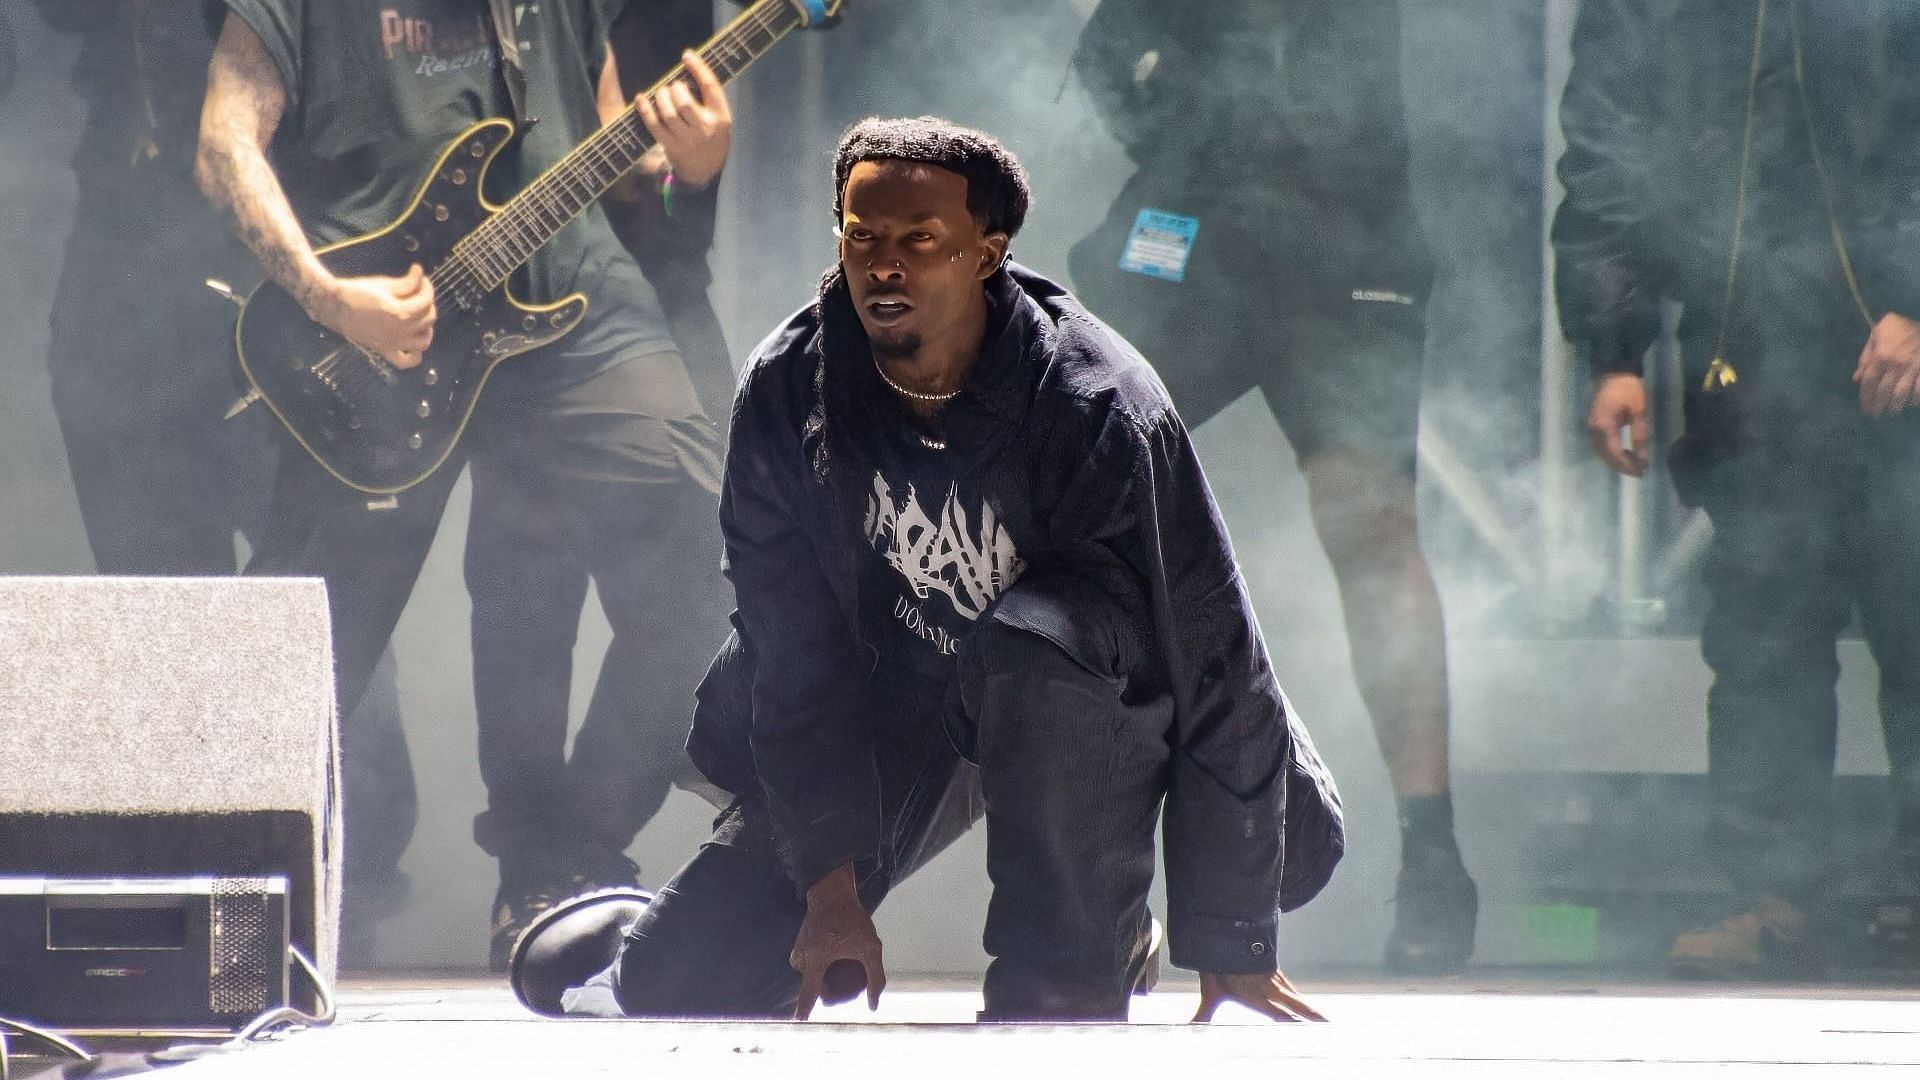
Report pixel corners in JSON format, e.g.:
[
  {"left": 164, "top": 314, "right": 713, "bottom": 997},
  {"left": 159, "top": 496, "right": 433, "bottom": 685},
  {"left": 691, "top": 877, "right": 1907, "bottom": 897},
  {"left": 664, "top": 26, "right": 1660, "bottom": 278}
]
[{"left": 485, "top": 0, "right": 532, "bottom": 126}]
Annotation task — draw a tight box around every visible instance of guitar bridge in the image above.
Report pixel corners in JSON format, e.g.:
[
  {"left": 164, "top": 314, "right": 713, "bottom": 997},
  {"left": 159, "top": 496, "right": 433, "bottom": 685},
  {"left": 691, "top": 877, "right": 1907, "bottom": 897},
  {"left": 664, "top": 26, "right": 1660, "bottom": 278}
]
[{"left": 358, "top": 348, "right": 401, "bottom": 385}]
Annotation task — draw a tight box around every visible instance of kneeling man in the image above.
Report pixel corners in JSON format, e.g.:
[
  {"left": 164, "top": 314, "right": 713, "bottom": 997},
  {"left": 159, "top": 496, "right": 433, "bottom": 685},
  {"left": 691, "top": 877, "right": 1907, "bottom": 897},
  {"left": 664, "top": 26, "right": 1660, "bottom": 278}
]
[{"left": 514, "top": 117, "right": 1343, "bottom": 1023}]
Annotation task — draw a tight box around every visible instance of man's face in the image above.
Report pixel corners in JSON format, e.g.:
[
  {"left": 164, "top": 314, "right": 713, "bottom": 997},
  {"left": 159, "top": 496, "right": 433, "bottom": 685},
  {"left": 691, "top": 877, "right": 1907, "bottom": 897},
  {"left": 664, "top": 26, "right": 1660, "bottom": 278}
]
[{"left": 838, "top": 160, "right": 1007, "bottom": 359}]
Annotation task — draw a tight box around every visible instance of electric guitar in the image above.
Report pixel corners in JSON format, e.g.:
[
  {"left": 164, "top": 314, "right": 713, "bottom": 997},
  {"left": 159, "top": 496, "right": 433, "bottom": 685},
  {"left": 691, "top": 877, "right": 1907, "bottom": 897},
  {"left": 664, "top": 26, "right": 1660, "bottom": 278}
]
[{"left": 229, "top": 0, "right": 845, "bottom": 495}]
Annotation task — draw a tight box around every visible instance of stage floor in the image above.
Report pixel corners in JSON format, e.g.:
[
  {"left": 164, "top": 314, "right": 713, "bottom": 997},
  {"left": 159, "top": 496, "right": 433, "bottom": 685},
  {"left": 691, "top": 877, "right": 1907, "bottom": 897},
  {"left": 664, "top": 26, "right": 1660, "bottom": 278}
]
[{"left": 71, "top": 973, "right": 1920, "bottom": 1079}]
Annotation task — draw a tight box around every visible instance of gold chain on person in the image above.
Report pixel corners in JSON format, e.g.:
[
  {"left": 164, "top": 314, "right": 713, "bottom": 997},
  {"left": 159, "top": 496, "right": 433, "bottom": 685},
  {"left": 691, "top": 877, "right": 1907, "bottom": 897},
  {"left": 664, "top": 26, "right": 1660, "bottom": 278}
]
[{"left": 874, "top": 359, "right": 962, "bottom": 403}]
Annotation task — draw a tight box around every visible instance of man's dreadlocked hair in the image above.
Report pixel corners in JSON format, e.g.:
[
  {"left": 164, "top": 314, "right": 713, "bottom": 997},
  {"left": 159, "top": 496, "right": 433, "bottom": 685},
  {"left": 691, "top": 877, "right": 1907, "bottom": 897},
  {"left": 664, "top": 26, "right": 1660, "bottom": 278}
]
[{"left": 831, "top": 116, "right": 1032, "bottom": 239}]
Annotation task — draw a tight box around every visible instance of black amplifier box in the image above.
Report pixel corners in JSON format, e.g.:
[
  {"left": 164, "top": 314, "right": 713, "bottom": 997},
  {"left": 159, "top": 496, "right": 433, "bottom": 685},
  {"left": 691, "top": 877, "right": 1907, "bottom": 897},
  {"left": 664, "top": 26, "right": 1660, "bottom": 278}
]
[{"left": 0, "top": 876, "right": 289, "bottom": 1032}]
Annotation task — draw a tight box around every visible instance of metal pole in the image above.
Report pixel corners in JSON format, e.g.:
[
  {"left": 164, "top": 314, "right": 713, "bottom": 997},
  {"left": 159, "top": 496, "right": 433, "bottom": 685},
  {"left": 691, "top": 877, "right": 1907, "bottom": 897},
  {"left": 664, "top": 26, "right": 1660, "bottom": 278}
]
[
  {"left": 1418, "top": 430, "right": 1541, "bottom": 594},
  {"left": 1539, "top": 0, "right": 1581, "bottom": 627}
]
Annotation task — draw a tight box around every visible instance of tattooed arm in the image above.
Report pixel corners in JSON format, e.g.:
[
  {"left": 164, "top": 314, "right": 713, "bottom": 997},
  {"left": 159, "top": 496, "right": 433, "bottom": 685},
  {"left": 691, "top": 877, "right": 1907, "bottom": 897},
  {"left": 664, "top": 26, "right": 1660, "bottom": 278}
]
[{"left": 196, "top": 13, "right": 435, "bottom": 368}]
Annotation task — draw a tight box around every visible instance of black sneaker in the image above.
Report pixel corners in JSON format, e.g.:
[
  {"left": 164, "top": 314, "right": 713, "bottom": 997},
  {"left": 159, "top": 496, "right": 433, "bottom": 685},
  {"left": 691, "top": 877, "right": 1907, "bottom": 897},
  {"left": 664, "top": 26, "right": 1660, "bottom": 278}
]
[
  {"left": 508, "top": 887, "right": 654, "bottom": 1015},
  {"left": 1384, "top": 844, "right": 1478, "bottom": 975},
  {"left": 489, "top": 853, "right": 640, "bottom": 974},
  {"left": 490, "top": 881, "right": 571, "bottom": 974}
]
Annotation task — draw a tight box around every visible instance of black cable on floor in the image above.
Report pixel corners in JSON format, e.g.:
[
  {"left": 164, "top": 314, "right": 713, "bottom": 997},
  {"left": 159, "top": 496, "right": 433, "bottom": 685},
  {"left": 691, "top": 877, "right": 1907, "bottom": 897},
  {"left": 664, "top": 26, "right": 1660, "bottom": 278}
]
[
  {"left": 0, "top": 944, "right": 334, "bottom": 1079},
  {"left": 231, "top": 945, "right": 338, "bottom": 1043},
  {"left": 0, "top": 1017, "right": 93, "bottom": 1078}
]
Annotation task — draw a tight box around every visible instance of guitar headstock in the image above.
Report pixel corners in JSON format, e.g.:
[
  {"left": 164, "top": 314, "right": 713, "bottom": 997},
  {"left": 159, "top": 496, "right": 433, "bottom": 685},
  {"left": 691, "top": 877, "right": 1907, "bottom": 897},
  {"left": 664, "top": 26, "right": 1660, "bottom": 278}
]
[{"left": 789, "top": 0, "right": 849, "bottom": 29}]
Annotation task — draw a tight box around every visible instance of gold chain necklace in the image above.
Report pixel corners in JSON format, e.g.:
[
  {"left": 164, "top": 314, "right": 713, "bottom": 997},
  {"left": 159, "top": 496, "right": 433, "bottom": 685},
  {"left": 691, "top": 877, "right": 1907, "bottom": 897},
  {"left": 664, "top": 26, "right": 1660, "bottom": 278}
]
[
  {"left": 872, "top": 360, "right": 954, "bottom": 450},
  {"left": 874, "top": 358, "right": 962, "bottom": 403}
]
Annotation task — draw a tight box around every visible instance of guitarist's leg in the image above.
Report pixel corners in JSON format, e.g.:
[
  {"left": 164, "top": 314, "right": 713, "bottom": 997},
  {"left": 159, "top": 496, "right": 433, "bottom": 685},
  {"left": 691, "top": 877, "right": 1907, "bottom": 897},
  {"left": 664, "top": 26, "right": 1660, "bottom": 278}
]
[
  {"left": 464, "top": 449, "right": 603, "bottom": 971},
  {"left": 248, "top": 446, "right": 462, "bottom": 714},
  {"left": 572, "top": 474, "right": 728, "bottom": 855},
  {"left": 245, "top": 440, "right": 463, "bottom": 946},
  {"left": 551, "top": 349, "right": 726, "bottom": 864}
]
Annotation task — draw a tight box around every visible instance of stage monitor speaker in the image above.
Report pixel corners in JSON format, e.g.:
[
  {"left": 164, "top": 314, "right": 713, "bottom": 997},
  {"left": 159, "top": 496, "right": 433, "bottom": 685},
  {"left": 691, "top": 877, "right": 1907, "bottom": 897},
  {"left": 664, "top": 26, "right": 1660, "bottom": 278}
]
[{"left": 0, "top": 577, "right": 340, "bottom": 1029}]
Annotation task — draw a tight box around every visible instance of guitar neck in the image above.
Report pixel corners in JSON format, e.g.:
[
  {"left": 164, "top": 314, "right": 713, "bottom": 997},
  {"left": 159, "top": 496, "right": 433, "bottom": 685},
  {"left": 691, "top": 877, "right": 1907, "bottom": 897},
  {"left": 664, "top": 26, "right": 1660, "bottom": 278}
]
[{"left": 460, "top": 0, "right": 803, "bottom": 286}]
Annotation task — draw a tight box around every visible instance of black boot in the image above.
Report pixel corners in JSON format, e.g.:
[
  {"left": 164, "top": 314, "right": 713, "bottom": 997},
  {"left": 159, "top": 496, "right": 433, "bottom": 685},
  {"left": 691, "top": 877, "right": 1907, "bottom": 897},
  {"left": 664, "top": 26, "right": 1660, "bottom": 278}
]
[
  {"left": 489, "top": 848, "right": 639, "bottom": 974},
  {"left": 1384, "top": 841, "right": 1478, "bottom": 975},
  {"left": 508, "top": 887, "right": 654, "bottom": 1016}
]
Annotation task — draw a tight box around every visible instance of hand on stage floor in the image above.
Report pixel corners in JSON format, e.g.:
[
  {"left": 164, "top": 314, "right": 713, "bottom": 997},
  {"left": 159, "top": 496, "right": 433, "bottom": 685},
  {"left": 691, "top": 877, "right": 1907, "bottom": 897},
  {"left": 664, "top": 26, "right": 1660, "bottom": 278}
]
[
  {"left": 1193, "top": 969, "right": 1327, "bottom": 1024},
  {"left": 791, "top": 862, "right": 886, "bottom": 1019}
]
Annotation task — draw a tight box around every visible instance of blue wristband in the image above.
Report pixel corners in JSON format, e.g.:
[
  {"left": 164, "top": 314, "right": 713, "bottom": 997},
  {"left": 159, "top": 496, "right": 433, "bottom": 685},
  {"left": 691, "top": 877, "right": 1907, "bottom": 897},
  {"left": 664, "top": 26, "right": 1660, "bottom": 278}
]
[{"left": 800, "top": 0, "right": 829, "bottom": 26}]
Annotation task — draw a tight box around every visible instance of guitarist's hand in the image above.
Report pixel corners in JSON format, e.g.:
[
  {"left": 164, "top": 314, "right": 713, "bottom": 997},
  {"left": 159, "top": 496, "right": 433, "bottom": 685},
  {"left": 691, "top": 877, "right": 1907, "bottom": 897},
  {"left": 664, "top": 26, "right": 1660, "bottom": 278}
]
[
  {"left": 636, "top": 50, "right": 731, "bottom": 190},
  {"left": 314, "top": 264, "right": 437, "bottom": 370}
]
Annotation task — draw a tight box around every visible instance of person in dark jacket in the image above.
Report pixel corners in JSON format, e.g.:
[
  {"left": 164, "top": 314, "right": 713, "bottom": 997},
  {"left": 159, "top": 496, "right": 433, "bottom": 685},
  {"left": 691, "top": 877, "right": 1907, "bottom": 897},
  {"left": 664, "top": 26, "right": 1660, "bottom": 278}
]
[
  {"left": 1066, "top": 0, "right": 1474, "bottom": 974},
  {"left": 510, "top": 117, "right": 1342, "bottom": 1022},
  {"left": 1555, "top": 0, "right": 1920, "bottom": 978}
]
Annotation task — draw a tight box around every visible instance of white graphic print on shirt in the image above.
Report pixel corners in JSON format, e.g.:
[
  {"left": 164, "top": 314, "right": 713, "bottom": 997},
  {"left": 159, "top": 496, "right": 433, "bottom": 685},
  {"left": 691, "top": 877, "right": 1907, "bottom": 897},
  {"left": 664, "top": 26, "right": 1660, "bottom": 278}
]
[{"left": 864, "top": 471, "right": 1025, "bottom": 657}]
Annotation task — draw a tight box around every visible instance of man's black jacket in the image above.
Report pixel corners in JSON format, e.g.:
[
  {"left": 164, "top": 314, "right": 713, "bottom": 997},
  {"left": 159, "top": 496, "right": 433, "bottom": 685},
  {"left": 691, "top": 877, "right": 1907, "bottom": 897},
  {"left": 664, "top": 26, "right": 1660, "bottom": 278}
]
[
  {"left": 688, "top": 263, "right": 1342, "bottom": 971},
  {"left": 1553, "top": 0, "right": 1920, "bottom": 377}
]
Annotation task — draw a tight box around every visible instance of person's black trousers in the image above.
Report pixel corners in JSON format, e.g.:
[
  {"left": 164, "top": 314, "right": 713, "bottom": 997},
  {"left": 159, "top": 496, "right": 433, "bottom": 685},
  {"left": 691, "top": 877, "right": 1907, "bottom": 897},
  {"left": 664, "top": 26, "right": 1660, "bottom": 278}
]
[
  {"left": 1671, "top": 292, "right": 1920, "bottom": 903},
  {"left": 565, "top": 574, "right": 1172, "bottom": 1020},
  {"left": 1687, "top": 396, "right": 1920, "bottom": 901}
]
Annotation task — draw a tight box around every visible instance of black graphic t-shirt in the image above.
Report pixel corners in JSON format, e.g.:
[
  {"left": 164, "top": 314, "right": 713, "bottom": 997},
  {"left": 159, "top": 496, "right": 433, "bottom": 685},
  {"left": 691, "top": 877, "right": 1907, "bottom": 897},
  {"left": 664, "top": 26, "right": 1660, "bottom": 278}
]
[
  {"left": 858, "top": 434, "right": 1026, "bottom": 685},
  {"left": 219, "top": 0, "right": 674, "bottom": 386}
]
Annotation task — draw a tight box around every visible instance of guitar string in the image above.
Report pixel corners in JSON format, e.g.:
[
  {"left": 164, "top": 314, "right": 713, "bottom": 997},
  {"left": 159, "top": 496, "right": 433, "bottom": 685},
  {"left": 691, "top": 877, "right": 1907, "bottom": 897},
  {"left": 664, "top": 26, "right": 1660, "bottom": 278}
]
[
  {"left": 477, "top": 0, "right": 786, "bottom": 273},
  {"left": 467, "top": 1, "right": 785, "bottom": 279},
  {"left": 320, "top": 1, "right": 795, "bottom": 398},
  {"left": 320, "top": 3, "right": 789, "bottom": 392},
  {"left": 463, "top": 8, "right": 768, "bottom": 275},
  {"left": 463, "top": 0, "right": 789, "bottom": 282}
]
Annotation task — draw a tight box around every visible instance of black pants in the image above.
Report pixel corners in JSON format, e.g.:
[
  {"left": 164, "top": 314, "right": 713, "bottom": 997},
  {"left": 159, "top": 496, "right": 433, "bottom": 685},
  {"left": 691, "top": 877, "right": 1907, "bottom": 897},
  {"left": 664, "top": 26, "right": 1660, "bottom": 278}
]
[
  {"left": 465, "top": 453, "right": 727, "bottom": 883},
  {"left": 566, "top": 576, "right": 1172, "bottom": 1020},
  {"left": 1684, "top": 397, "right": 1920, "bottom": 901},
  {"left": 246, "top": 350, "right": 725, "bottom": 893}
]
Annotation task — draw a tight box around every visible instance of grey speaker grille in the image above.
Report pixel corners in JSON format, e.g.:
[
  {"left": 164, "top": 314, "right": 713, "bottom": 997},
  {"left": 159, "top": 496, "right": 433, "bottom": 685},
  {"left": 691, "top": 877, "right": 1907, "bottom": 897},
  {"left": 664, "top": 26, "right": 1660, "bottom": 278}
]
[{"left": 209, "top": 877, "right": 273, "bottom": 1015}]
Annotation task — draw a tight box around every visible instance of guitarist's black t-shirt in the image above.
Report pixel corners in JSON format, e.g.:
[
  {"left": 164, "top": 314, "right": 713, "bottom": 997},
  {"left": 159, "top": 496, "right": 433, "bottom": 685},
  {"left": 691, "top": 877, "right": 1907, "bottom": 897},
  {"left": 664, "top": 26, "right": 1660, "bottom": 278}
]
[{"left": 219, "top": 0, "right": 677, "bottom": 388}]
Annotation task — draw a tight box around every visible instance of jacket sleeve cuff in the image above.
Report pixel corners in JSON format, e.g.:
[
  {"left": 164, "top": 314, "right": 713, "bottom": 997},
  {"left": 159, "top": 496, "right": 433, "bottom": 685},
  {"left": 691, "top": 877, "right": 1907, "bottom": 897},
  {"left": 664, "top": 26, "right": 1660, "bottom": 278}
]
[
  {"left": 1585, "top": 328, "right": 1649, "bottom": 379},
  {"left": 774, "top": 806, "right": 878, "bottom": 896},
  {"left": 1166, "top": 911, "right": 1280, "bottom": 975}
]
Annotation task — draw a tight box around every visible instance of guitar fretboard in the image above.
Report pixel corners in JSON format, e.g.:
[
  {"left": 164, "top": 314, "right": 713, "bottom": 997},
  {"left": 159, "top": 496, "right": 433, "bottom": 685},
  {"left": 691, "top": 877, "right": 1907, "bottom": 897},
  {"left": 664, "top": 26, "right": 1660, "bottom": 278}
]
[{"left": 450, "top": 0, "right": 803, "bottom": 289}]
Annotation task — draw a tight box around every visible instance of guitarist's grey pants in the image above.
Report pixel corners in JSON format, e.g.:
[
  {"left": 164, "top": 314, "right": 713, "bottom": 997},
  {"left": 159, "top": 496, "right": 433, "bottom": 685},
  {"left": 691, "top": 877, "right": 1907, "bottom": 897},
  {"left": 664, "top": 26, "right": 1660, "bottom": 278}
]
[{"left": 247, "top": 347, "right": 727, "bottom": 890}]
